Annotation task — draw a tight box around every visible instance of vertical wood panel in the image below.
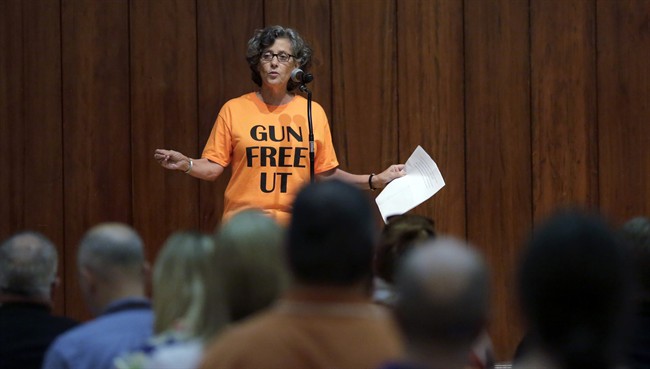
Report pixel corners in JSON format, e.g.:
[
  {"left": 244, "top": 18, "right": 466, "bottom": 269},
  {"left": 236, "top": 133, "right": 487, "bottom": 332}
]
[
  {"left": 397, "top": 0, "right": 466, "bottom": 237},
  {"left": 196, "top": 0, "right": 262, "bottom": 232},
  {"left": 0, "top": 1, "right": 25, "bottom": 243},
  {"left": 331, "top": 0, "right": 398, "bottom": 223},
  {"left": 464, "top": 0, "right": 531, "bottom": 359},
  {"left": 597, "top": 0, "right": 650, "bottom": 223},
  {"left": 331, "top": 0, "right": 398, "bottom": 174},
  {"left": 531, "top": 0, "right": 598, "bottom": 222},
  {"left": 264, "top": 0, "right": 332, "bottom": 122},
  {"left": 131, "top": 0, "right": 199, "bottom": 257},
  {"left": 22, "top": 0, "right": 65, "bottom": 314},
  {"left": 62, "top": 0, "right": 131, "bottom": 320}
]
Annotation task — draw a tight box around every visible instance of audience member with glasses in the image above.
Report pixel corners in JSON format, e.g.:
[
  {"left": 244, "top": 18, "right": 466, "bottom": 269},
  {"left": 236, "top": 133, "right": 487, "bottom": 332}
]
[{"left": 154, "top": 25, "right": 404, "bottom": 226}]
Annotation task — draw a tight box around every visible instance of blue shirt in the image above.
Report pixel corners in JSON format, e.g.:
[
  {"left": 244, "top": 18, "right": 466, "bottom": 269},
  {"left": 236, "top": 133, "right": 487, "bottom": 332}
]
[{"left": 42, "top": 297, "right": 153, "bottom": 369}]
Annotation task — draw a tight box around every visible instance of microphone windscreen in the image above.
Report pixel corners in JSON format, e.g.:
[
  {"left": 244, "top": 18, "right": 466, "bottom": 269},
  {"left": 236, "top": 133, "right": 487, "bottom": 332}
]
[{"left": 291, "top": 68, "right": 303, "bottom": 83}]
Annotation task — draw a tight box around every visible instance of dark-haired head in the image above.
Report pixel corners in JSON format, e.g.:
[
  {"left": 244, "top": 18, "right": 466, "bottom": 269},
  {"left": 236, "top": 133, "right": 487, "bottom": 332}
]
[
  {"left": 518, "top": 210, "right": 633, "bottom": 369},
  {"left": 374, "top": 214, "right": 436, "bottom": 283},
  {"left": 288, "top": 180, "right": 376, "bottom": 286},
  {"left": 246, "top": 25, "right": 312, "bottom": 92}
]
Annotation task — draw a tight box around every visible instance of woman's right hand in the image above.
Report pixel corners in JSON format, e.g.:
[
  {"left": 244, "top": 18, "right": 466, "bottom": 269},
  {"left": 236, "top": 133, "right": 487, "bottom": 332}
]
[{"left": 154, "top": 149, "right": 191, "bottom": 172}]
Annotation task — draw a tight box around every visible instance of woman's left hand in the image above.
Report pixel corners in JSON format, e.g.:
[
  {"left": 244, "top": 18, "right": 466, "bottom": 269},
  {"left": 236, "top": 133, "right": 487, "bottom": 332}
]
[{"left": 374, "top": 164, "right": 406, "bottom": 189}]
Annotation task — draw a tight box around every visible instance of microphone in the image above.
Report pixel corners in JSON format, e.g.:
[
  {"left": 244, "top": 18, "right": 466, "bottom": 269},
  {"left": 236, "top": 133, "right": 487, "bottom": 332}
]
[{"left": 291, "top": 69, "right": 313, "bottom": 84}]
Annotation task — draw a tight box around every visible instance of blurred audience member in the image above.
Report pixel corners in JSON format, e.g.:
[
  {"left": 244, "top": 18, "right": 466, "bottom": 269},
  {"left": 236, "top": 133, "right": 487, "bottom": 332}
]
[
  {"left": 373, "top": 214, "right": 436, "bottom": 306},
  {"left": 514, "top": 210, "right": 633, "bottom": 369},
  {"left": 43, "top": 223, "right": 153, "bottom": 369},
  {"left": 381, "top": 237, "right": 490, "bottom": 369},
  {"left": 121, "top": 211, "right": 288, "bottom": 369},
  {"left": 373, "top": 215, "right": 493, "bottom": 369},
  {"left": 115, "top": 231, "right": 227, "bottom": 369},
  {"left": 0, "top": 231, "right": 77, "bottom": 369},
  {"left": 199, "top": 180, "right": 403, "bottom": 369},
  {"left": 213, "top": 209, "right": 289, "bottom": 323},
  {"left": 620, "top": 216, "right": 650, "bottom": 369}
]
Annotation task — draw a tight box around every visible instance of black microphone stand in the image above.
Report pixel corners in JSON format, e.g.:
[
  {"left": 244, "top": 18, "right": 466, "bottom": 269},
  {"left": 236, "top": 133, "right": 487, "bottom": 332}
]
[{"left": 300, "top": 83, "right": 315, "bottom": 182}]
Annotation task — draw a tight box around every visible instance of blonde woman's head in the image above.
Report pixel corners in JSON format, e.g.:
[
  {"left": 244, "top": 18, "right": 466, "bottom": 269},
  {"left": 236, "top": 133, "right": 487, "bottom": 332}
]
[
  {"left": 153, "top": 231, "right": 227, "bottom": 340},
  {"left": 215, "top": 210, "right": 289, "bottom": 321}
]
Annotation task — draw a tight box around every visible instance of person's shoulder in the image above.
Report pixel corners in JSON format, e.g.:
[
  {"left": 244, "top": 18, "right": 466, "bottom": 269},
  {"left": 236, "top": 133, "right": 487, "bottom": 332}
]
[
  {"left": 216, "top": 93, "right": 259, "bottom": 119},
  {"left": 47, "top": 311, "right": 154, "bottom": 367},
  {"left": 291, "top": 94, "right": 327, "bottom": 115},
  {"left": 47, "top": 315, "right": 104, "bottom": 349},
  {"left": 42, "top": 336, "right": 74, "bottom": 369},
  {"left": 219, "top": 309, "right": 281, "bottom": 340},
  {"left": 95, "top": 305, "right": 153, "bottom": 323},
  {"left": 201, "top": 311, "right": 300, "bottom": 369},
  {"left": 92, "top": 309, "right": 154, "bottom": 340},
  {"left": 204, "top": 310, "right": 284, "bottom": 354},
  {"left": 222, "top": 92, "right": 257, "bottom": 107},
  {"left": 0, "top": 303, "right": 78, "bottom": 331},
  {"left": 44, "top": 321, "right": 86, "bottom": 362},
  {"left": 59, "top": 309, "right": 152, "bottom": 342},
  {"left": 291, "top": 93, "right": 322, "bottom": 106}
]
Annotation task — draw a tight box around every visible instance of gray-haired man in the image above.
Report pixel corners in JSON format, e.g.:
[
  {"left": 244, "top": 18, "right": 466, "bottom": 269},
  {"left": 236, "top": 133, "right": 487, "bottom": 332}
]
[
  {"left": 0, "top": 231, "right": 77, "bottom": 369},
  {"left": 43, "top": 223, "right": 153, "bottom": 369}
]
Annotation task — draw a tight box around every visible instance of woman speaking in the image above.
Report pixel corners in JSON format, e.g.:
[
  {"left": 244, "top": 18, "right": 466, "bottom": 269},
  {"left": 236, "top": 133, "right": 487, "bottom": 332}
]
[{"left": 154, "top": 25, "right": 404, "bottom": 225}]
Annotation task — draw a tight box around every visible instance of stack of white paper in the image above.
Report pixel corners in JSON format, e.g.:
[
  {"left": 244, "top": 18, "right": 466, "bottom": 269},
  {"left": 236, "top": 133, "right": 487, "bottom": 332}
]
[{"left": 375, "top": 145, "right": 445, "bottom": 222}]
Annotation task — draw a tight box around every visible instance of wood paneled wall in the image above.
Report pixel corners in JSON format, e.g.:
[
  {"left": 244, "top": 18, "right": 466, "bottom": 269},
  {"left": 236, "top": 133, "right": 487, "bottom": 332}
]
[{"left": 2, "top": 0, "right": 649, "bottom": 360}]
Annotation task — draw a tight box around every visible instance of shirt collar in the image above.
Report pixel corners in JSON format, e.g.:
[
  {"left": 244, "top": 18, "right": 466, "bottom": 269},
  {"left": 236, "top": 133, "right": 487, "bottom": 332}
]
[{"left": 101, "top": 297, "right": 151, "bottom": 316}]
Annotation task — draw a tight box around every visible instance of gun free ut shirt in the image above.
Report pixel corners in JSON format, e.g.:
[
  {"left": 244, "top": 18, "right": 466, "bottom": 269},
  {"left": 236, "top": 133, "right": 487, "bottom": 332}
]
[{"left": 202, "top": 92, "right": 339, "bottom": 225}]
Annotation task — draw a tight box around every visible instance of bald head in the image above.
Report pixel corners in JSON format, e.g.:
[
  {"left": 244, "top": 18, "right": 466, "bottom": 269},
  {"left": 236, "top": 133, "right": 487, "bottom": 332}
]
[
  {"left": 394, "top": 237, "right": 489, "bottom": 346},
  {"left": 0, "top": 231, "right": 58, "bottom": 298},
  {"left": 78, "top": 223, "right": 145, "bottom": 282}
]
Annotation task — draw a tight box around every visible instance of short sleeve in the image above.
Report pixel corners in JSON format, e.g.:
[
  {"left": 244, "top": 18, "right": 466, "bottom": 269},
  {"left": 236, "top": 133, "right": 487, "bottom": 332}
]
[{"left": 201, "top": 109, "right": 233, "bottom": 167}]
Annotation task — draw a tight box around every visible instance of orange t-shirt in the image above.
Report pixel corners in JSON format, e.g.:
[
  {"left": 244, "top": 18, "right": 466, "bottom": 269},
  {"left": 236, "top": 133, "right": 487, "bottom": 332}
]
[{"left": 202, "top": 92, "right": 339, "bottom": 225}]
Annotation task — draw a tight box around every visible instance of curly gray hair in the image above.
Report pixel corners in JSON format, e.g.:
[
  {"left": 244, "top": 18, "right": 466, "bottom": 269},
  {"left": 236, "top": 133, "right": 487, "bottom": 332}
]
[{"left": 246, "top": 25, "right": 312, "bottom": 91}]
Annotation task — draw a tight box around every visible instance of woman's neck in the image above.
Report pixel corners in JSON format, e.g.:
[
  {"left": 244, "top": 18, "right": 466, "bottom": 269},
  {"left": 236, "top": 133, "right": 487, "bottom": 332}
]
[{"left": 258, "top": 86, "right": 293, "bottom": 106}]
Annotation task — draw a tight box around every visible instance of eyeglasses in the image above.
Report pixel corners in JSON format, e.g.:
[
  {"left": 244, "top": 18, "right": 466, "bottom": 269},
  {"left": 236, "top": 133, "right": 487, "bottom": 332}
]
[{"left": 260, "top": 51, "right": 295, "bottom": 63}]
